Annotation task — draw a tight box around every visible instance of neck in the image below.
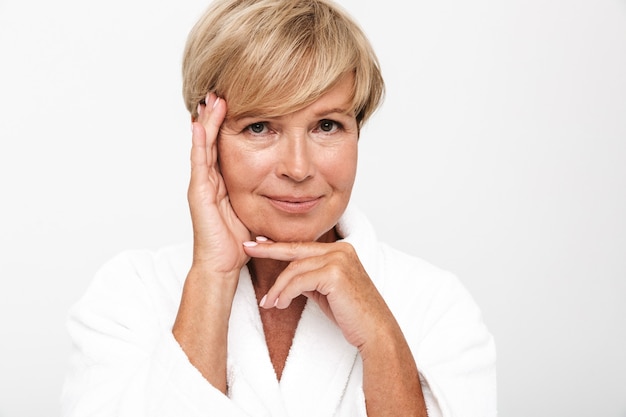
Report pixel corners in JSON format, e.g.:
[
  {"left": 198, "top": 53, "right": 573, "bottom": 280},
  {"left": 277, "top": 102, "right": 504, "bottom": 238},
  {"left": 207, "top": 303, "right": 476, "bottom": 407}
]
[{"left": 248, "top": 258, "right": 289, "bottom": 298}]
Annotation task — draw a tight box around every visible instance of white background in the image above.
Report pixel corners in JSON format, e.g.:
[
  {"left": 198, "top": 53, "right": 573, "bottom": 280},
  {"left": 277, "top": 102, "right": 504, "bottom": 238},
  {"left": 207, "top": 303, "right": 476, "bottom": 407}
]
[{"left": 1, "top": 0, "right": 625, "bottom": 416}]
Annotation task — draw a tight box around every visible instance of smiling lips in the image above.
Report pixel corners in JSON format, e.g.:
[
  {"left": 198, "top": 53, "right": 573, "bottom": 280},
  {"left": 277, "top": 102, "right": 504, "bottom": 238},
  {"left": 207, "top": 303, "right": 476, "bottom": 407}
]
[{"left": 266, "top": 195, "right": 322, "bottom": 214}]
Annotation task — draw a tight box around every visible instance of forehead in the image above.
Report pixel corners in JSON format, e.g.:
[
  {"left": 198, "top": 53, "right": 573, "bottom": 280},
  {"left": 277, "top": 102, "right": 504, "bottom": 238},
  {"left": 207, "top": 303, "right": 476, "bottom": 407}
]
[
  {"left": 302, "top": 74, "right": 355, "bottom": 114},
  {"left": 228, "top": 72, "right": 356, "bottom": 121}
]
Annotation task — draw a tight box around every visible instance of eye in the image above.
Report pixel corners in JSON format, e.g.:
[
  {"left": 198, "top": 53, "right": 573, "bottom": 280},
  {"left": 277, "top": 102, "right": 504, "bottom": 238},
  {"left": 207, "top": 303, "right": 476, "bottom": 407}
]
[
  {"left": 246, "top": 122, "right": 268, "bottom": 135},
  {"left": 318, "top": 119, "right": 341, "bottom": 133}
]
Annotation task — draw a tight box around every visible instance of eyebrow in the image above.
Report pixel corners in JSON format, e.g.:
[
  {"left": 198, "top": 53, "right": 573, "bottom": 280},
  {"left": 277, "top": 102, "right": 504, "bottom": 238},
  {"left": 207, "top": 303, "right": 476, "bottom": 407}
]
[
  {"left": 312, "top": 107, "right": 353, "bottom": 118},
  {"left": 230, "top": 107, "right": 353, "bottom": 124}
]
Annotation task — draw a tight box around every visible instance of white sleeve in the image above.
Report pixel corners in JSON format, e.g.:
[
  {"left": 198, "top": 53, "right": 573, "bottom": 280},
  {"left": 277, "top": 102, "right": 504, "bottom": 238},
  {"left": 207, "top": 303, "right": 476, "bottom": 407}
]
[
  {"left": 415, "top": 273, "right": 497, "bottom": 417},
  {"left": 379, "top": 245, "right": 497, "bottom": 417},
  {"left": 61, "top": 251, "right": 250, "bottom": 417}
]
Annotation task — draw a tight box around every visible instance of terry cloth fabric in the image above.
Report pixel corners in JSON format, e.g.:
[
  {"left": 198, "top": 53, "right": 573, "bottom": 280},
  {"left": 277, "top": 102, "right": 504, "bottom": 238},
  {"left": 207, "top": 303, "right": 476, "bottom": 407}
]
[{"left": 61, "top": 204, "right": 497, "bottom": 416}]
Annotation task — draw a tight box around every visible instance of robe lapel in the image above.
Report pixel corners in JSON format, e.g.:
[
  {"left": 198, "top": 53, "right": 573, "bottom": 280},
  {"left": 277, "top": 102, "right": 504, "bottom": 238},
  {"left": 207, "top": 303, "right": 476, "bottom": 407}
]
[
  {"left": 227, "top": 268, "right": 360, "bottom": 417},
  {"left": 279, "top": 300, "right": 358, "bottom": 417},
  {"left": 227, "top": 268, "right": 289, "bottom": 417}
]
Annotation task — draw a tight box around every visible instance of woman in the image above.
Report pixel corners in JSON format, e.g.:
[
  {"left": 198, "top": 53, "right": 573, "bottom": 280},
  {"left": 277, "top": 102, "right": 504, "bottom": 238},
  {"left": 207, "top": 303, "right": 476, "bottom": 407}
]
[{"left": 62, "top": 0, "right": 496, "bottom": 416}]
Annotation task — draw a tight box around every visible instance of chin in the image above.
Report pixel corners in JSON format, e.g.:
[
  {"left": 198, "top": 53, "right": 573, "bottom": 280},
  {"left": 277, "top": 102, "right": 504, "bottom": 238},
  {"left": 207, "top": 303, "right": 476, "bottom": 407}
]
[
  {"left": 235, "top": 198, "right": 348, "bottom": 243},
  {"left": 252, "top": 219, "right": 337, "bottom": 243}
]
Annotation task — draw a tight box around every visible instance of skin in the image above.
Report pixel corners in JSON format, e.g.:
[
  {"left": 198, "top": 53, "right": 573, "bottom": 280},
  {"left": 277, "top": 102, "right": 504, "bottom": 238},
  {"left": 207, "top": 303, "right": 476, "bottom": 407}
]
[{"left": 172, "top": 74, "right": 427, "bottom": 416}]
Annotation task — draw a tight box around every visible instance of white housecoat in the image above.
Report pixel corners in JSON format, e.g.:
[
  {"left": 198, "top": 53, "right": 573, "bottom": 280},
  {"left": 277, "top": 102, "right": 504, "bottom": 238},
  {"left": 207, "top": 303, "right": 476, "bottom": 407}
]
[{"left": 61, "top": 205, "right": 497, "bottom": 416}]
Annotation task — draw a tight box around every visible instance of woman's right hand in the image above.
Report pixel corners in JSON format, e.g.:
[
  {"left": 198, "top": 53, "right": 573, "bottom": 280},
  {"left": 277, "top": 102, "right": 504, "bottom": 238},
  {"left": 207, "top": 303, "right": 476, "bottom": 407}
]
[
  {"left": 188, "top": 93, "right": 250, "bottom": 275},
  {"left": 174, "top": 94, "right": 249, "bottom": 392}
]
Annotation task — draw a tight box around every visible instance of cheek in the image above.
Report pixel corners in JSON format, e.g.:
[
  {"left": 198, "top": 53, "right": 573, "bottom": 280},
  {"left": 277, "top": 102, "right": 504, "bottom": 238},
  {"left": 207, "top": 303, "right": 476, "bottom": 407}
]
[
  {"left": 217, "top": 140, "right": 247, "bottom": 192},
  {"left": 218, "top": 140, "right": 269, "bottom": 194},
  {"left": 322, "top": 142, "right": 358, "bottom": 189}
]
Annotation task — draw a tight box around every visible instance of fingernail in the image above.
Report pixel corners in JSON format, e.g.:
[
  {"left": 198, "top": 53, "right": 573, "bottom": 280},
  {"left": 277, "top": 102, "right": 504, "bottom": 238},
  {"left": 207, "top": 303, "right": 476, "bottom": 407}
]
[
  {"left": 243, "top": 241, "right": 257, "bottom": 247},
  {"left": 259, "top": 295, "right": 267, "bottom": 307},
  {"left": 213, "top": 97, "right": 220, "bottom": 109},
  {"left": 255, "top": 236, "right": 268, "bottom": 242},
  {"left": 273, "top": 298, "right": 279, "bottom": 308}
]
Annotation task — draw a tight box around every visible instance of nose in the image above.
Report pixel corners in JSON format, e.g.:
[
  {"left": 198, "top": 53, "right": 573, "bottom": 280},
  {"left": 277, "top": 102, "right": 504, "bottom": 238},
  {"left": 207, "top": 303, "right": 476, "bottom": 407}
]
[{"left": 277, "top": 133, "right": 314, "bottom": 182}]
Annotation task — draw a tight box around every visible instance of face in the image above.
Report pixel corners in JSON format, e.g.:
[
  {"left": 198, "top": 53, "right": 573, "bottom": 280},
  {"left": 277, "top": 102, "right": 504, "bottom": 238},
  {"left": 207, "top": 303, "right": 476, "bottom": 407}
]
[{"left": 218, "top": 74, "right": 358, "bottom": 243}]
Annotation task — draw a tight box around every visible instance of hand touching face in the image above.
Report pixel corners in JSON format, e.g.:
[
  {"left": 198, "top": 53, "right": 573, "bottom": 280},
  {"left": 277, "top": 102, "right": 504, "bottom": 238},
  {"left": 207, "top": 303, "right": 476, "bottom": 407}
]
[{"left": 187, "top": 94, "right": 251, "bottom": 273}]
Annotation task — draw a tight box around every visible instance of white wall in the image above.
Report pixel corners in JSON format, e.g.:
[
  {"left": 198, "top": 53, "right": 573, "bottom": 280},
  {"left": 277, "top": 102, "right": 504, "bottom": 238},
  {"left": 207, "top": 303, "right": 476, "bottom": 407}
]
[{"left": 1, "top": 0, "right": 625, "bottom": 416}]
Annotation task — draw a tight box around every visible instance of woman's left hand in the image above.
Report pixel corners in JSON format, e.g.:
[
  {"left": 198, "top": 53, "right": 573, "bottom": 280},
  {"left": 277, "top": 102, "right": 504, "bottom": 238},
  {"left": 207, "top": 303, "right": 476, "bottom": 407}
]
[
  {"left": 244, "top": 239, "right": 428, "bottom": 416},
  {"left": 242, "top": 240, "right": 392, "bottom": 350}
]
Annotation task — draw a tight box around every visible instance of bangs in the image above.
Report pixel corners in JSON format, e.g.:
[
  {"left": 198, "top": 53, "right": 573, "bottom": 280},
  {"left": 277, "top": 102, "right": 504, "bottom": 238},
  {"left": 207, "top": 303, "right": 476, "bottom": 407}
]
[{"left": 215, "top": 5, "right": 362, "bottom": 120}]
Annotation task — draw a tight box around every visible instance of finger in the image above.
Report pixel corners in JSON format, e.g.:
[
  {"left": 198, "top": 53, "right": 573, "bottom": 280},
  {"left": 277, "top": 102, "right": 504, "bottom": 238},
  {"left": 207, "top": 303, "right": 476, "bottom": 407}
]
[
  {"left": 243, "top": 240, "right": 350, "bottom": 261},
  {"left": 199, "top": 93, "right": 227, "bottom": 166},
  {"left": 196, "top": 93, "right": 219, "bottom": 125},
  {"left": 189, "top": 119, "right": 209, "bottom": 189},
  {"left": 262, "top": 263, "right": 330, "bottom": 309},
  {"left": 260, "top": 254, "right": 334, "bottom": 308},
  {"left": 189, "top": 94, "right": 228, "bottom": 195}
]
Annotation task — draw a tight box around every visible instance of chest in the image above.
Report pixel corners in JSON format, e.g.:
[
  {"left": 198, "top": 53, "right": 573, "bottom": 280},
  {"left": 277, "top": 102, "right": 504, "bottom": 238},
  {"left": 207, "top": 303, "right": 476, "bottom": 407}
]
[{"left": 258, "top": 295, "right": 307, "bottom": 380}]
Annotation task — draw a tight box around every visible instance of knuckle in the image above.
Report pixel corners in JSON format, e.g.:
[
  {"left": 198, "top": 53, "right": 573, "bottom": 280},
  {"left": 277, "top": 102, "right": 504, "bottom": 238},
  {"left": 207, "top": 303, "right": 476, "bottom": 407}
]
[
  {"left": 329, "top": 248, "right": 350, "bottom": 265},
  {"left": 327, "top": 262, "right": 344, "bottom": 279},
  {"left": 285, "top": 258, "right": 302, "bottom": 272},
  {"left": 291, "top": 273, "right": 305, "bottom": 288},
  {"left": 336, "top": 241, "right": 356, "bottom": 254},
  {"left": 286, "top": 242, "right": 303, "bottom": 260}
]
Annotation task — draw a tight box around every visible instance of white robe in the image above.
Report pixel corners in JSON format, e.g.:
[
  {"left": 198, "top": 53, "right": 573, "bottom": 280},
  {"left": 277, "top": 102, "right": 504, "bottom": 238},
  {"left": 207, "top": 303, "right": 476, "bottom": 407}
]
[{"left": 61, "top": 205, "right": 497, "bottom": 416}]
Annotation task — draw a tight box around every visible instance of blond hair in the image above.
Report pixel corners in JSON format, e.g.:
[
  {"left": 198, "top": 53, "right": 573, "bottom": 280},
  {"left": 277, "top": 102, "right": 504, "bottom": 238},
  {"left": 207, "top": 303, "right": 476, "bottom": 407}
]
[{"left": 182, "top": 0, "right": 384, "bottom": 126}]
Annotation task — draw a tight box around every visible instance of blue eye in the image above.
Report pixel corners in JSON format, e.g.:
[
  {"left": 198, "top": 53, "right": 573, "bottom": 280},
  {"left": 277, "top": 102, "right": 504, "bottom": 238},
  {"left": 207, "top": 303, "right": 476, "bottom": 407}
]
[
  {"left": 247, "top": 122, "right": 267, "bottom": 134},
  {"left": 319, "top": 119, "right": 339, "bottom": 133}
]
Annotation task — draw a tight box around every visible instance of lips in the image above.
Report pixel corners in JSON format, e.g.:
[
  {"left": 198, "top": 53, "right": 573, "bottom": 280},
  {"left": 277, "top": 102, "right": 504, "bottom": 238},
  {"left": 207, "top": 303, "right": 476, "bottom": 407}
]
[{"left": 265, "top": 195, "right": 322, "bottom": 214}]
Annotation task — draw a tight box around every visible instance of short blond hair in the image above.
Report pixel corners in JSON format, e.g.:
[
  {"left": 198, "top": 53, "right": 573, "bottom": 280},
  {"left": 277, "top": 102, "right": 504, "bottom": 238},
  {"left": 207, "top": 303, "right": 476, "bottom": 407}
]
[{"left": 182, "top": 0, "right": 384, "bottom": 126}]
